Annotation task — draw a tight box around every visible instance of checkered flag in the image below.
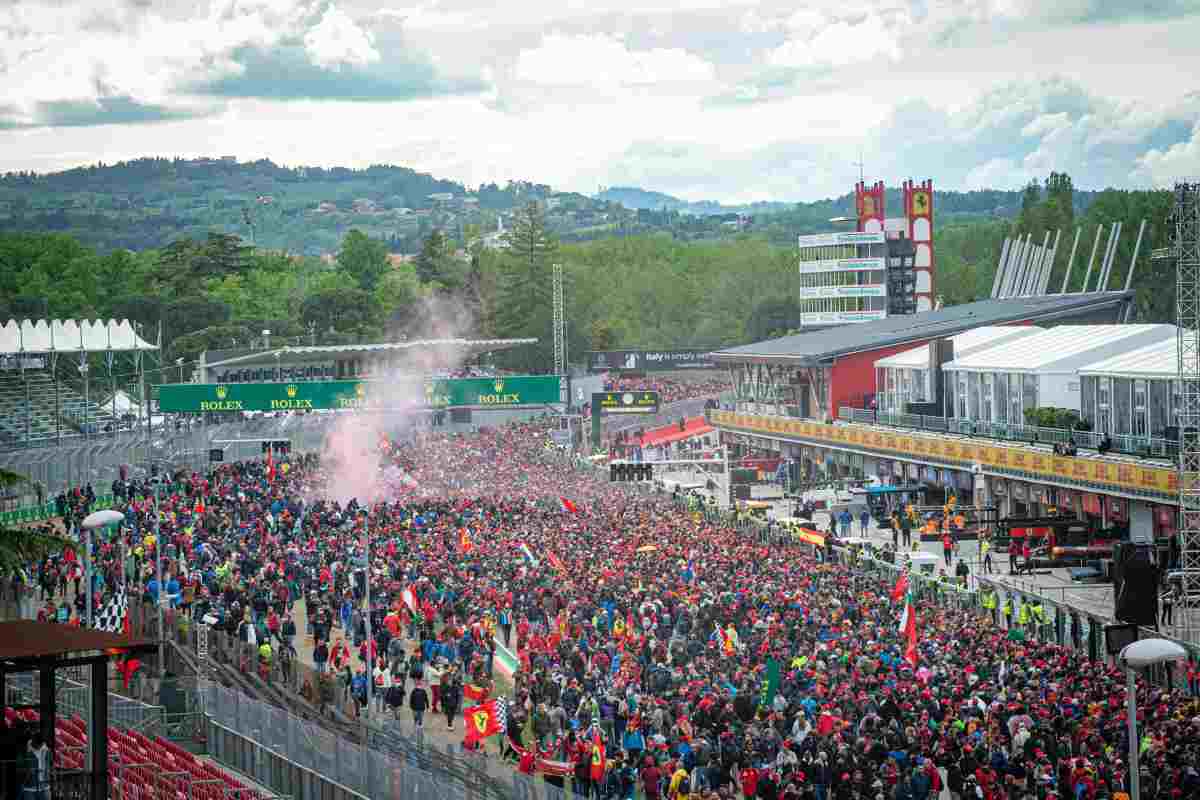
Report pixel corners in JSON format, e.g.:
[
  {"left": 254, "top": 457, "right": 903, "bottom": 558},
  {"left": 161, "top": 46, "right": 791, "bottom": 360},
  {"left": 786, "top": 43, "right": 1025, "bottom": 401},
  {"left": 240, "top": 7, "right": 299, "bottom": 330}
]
[
  {"left": 93, "top": 583, "right": 128, "bottom": 633},
  {"left": 495, "top": 697, "right": 508, "bottom": 734}
]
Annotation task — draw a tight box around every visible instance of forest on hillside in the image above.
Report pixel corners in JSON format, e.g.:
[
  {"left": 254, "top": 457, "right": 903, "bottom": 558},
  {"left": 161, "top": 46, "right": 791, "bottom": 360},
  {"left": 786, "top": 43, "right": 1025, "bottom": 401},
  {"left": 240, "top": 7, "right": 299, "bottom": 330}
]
[
  {"left": 0, "top": 156, "right": 1103, "bottom": 255},
  {"left": 0, "top": 172, "right": 1176, "bottom": 377}
]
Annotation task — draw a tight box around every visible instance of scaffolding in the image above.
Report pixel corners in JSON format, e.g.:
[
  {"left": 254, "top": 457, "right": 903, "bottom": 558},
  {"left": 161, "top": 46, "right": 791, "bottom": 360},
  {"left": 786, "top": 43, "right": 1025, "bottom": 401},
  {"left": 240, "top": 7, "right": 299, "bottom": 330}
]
[{"left": 1165, "top": 183, "right": 1200, "bottom": 643}]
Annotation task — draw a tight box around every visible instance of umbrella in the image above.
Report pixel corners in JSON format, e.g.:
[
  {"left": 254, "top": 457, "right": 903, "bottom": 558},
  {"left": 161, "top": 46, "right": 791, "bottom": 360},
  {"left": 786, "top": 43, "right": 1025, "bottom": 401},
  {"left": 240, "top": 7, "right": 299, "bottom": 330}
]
[{"left": 82, "top": 509, "right": 125, "bottom": 530}]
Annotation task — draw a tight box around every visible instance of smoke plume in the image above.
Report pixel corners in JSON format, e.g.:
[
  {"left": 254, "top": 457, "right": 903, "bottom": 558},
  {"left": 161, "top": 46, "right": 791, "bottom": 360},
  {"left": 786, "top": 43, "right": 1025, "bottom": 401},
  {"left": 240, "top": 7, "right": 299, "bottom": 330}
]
[{"left": 317, "top": 293, "right": 481, "bottom": 505}]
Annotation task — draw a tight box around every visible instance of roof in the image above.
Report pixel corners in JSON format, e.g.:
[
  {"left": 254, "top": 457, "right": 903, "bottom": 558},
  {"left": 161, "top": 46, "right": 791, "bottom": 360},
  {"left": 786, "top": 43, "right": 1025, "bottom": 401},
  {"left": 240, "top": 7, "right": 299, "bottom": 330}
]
[
  {"left": 1078, "top": 336, "right": 1182, "bottom": 379},
  {"left": 943, "top": 324, "right": 1177, "bottom": 374},
  {"left": 874, "top": 326, "right": 1042, "bottom": 369},
  {"left": 710, "top": 291, "right": 1134, "bottom": 366},
  {"left": 0, "top": 319, "right": 156, "bottom": 354},
  {"left": 0, "top": 621, "right": 153, "bottom": 662},
  {"left": 205, "top": 338, "right": 538, "bottom": 368},
  {"left": 640, "top": 417, "right": 714, "bottom": 447}
]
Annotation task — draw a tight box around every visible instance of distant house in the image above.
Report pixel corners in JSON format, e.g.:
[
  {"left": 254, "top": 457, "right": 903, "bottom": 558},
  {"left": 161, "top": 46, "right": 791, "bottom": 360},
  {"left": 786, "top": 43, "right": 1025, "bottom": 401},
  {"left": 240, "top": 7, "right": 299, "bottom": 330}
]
[
  {"left": 387, "top": 253, "right": 417, "bottom": 267},
  {"left": 316, "top": 201, "right": 337, "bottom": 213}
]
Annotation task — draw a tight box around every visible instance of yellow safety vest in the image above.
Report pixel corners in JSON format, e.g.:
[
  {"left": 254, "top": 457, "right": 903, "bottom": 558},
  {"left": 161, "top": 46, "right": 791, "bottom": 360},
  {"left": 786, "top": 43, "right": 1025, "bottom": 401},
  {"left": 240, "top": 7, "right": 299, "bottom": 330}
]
[
  {"left": 1001, "top": 601, "right": 1012, "bottom": 616},
  {"left": 982, "top": 592, "right": 997, "bottom": 610},
  {"left": 1018, "top": 605, "right": 1031, "bottom": 625}
]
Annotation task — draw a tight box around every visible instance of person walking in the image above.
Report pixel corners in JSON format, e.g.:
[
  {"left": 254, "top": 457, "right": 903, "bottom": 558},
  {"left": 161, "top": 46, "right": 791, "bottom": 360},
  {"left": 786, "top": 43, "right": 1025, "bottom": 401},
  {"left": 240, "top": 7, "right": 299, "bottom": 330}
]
[
  {"left": 409, "top": 679, "right": 429, "bottom": 729},
  {"left": 980, "top": 537, "right": 993, "bottom": 574},
  {"left": 442, "top": 668, "right": 462, "bottom": 731},
  {"left": 859, "top": 508, "right": 870, "bottom": 536}
]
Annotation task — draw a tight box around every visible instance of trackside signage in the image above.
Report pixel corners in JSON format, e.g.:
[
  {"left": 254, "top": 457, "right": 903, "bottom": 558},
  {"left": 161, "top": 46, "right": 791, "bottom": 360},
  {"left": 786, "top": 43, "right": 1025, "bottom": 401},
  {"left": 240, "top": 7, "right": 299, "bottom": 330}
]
[{"left": 156, "top": 376, "right": 564, "bottom": 413}]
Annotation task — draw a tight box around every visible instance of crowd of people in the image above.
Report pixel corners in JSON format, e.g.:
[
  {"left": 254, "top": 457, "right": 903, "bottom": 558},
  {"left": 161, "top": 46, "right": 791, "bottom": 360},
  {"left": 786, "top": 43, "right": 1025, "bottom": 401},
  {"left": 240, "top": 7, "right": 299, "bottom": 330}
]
[
  {"left": 603, "top": 376, "right": 732, "bottom": 406},
  {"left": 18, "top": 418, "right": 1200, "bottom": 800}
]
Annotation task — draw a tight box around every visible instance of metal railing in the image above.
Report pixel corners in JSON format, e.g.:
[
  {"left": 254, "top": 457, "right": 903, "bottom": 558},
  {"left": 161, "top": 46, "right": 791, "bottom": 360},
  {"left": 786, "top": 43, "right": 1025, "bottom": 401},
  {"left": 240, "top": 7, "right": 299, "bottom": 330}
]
[
  {"left": 0, "top": 762, "right": 92, "bottom": 800},
  {"left": 837, "top": 406, "right": 1180, "bottom": 460}
]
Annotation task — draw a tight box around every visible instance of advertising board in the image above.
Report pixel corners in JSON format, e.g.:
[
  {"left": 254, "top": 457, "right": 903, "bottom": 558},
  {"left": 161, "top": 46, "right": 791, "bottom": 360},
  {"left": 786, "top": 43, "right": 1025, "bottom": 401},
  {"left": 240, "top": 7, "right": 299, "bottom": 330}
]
[
  {"left": 156, "top": 376, "right": 563, "bottom": 413},
  {"left": 586, "top": 349, "right": 716, "bottom": 372}
]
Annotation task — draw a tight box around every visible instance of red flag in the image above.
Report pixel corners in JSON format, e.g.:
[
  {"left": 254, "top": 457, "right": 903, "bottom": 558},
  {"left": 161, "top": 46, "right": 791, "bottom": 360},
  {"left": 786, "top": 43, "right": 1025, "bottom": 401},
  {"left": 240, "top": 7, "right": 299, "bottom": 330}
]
[
  {"left": 117, "top": 658, "right": 142, "bottom": 690},
  {"left": 194, "top": 498, "right": 205, "bottom": 515},
  {"left": 590, "top": 727, "right": 606, "bottom": 782},
  {"left": 546, "top": 552, "right": 566, "bottom": 573},
  {"left": 890, "top": 572, "right": 909, "bottom": 603},
  {"left": 559, "top": 496, "right": 579, "bottom": 514},
  {"left": 266, "top": 451, "right": 276, "bottom": 483},
  {"left": 464, "top": 683, "right": 490, "bottom": 702},
  {"left": 463, "top": 700, "right": 502, "bottom": 745}
]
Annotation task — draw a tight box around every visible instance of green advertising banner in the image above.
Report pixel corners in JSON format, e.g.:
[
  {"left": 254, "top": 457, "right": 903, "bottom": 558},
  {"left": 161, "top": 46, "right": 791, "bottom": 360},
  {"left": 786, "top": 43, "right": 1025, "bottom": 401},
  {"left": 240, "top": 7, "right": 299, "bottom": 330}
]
[{"left": 156, "top": 376, "right": 564, "bottom": 413}]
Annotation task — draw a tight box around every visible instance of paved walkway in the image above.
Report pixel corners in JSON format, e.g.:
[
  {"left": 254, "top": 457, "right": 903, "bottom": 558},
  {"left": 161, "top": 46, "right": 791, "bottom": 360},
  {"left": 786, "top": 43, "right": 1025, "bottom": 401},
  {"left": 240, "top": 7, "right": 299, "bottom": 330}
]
[{"left": 283, "top": 597, "right": 514, "bottom": 768}]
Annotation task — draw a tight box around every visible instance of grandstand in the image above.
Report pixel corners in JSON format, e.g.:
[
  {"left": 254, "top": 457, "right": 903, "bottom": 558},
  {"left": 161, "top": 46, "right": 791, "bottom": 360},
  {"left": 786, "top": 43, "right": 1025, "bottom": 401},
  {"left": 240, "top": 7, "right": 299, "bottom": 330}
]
[{"left": 0, "top": 319, "right": 157, "bottom": 447}]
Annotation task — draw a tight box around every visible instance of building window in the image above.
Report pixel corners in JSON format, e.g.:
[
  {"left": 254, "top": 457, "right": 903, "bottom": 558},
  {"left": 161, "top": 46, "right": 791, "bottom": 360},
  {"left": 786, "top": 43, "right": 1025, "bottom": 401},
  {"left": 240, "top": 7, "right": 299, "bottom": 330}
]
[
  {"left": 1081, "top": 376, "right": 1095, "bottom": 429},
  {"left": 996, "top": 373, "right": 1009, "bottom": 423},
  {"left": 1113, "top": 377, "right": 1132, "bottom": 435},
  {"left": 1150, "top": 379, "right": 1168, "bottom": 438},
  {"left": 1133, "top": 379, "right": 1148, "bottom": 437},
  {"left": 981, "top": 373, "right": 993, "bottom": 422},
  {"left": 968, "top": 372, "right": 981, "bottom": 420},
  {"left": 1021, "top": 373, "right": 1038, "bottom": 420}
]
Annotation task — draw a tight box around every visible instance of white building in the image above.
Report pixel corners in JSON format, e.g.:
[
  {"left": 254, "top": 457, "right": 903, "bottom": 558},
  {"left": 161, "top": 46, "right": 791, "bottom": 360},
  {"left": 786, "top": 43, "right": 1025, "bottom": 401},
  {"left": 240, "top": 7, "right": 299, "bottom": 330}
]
[
  {"left": 874, "top": 325, "right": 1042, "bottom": 414},
  {"left": 797, "top": 231, "right": 890, "bottom": 326},
  {"left": 1078, "top": 336, "right": 1181, "bottom": 442},
  {"left": 942, "top": 324, "right": 1177, "bottom": 425}
]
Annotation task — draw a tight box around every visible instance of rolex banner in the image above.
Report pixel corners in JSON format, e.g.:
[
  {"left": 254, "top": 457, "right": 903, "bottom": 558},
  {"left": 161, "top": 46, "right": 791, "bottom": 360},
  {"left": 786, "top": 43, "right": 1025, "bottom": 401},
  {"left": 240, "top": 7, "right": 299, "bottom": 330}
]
[{"left": 157, "top": 376, "right": 564, "bottom": 413}]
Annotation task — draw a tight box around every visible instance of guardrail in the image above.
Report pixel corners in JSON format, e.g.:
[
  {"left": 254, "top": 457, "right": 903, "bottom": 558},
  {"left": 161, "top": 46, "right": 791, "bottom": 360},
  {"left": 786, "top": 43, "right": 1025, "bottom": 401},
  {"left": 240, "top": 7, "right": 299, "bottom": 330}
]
[{"left": 838, "top": 406, "right": 1177, "bottom": 461}]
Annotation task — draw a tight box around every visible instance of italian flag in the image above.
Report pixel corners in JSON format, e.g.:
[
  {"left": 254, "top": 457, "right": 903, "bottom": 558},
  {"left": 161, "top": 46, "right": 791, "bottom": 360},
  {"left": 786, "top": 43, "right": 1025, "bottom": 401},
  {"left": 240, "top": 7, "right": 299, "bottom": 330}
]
[
  {"left": 401, "top": 585, "right": 418, "bottom": 615},
  {"left": 898, "top": 591, "right": 919, "bottom": 668}
]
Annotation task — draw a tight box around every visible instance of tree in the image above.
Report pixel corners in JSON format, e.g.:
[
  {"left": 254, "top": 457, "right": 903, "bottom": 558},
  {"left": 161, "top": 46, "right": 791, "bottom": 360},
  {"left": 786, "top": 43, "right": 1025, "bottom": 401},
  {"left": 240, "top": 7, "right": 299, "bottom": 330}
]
[
  {"left": 1046, "top": 172, "right": 1074, "bottom": 228},
  {"left": 1020, "top": 179, "right": 1042, "bottom": 217},
  {"left": 337, "top": 230, "right": 389, "bottom": 291},
  {"left": 374, "top": 264, "right": 424, "bottom": 335},
  {"left": 300, "top": 287, "right": 382, "bottom": 337},
  {"left": 589, "top": 319, "right": 617, "bottom": 351},
  {"left": 414, "top": 229, "right": 451, "bottom": 284},
  {"left": 493, "top": 202, "right": 558, "bottom": 369},
  {"left": 163, "top": 297, "right": 231, "bottom": 341},
  {"left": 0, "top": 469, "right": 69, "bottom": 573}
]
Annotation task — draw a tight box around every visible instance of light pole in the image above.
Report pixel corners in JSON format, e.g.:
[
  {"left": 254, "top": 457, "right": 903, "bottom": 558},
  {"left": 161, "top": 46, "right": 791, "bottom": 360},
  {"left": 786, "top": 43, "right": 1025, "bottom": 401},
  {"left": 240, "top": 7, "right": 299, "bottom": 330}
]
[
  {"left": 154, "top": 477, "right": 165, "bottom": 676},
  {"left": 80, "top": 509, "right": 125, "bottom": 628},
  {"left": 1118, "top": 638, "right": 1188, "bottom": 800}
]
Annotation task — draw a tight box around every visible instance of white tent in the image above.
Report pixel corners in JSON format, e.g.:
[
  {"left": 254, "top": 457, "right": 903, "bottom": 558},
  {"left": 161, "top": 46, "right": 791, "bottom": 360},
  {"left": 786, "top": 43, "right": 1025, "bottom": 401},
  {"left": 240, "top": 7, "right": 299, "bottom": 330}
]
[{"left": 0, "top": 319, "right": 156, "bottom": 354}]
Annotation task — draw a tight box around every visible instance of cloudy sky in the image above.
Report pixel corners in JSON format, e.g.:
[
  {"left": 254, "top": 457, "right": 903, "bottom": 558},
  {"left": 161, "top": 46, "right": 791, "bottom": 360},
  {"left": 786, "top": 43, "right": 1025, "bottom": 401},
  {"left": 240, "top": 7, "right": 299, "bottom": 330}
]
[{"left": 1, "top": 0, "right": 1198, "bottom": 202}]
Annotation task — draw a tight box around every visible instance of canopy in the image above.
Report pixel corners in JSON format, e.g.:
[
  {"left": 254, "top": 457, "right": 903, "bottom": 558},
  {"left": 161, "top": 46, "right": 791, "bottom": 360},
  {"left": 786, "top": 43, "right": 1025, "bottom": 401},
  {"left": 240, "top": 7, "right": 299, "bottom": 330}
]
[{"left": 0, "top": 319, "right": 156, "bottom": 354}]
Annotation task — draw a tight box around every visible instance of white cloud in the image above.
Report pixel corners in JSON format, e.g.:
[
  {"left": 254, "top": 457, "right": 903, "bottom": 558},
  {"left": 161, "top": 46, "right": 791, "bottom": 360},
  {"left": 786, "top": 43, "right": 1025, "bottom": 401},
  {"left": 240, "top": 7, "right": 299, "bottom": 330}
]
[
  {"left": 1136, "top": 122, "right": 1200, "bottom": 186},
  {"left": 513, "top": 33, "right": 715, "bottom": 88},
  {"left": 304, "top": 5, "right": 380, "bottom": 69},
  {"left": 767, "top": 13, "right": 903, "bottom": 69}
]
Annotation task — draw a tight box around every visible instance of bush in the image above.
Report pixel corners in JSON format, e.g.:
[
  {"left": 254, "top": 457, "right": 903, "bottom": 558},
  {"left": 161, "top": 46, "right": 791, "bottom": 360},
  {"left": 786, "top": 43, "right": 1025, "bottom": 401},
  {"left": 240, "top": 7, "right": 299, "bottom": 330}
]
[{"left": 1023, "top": 406, "right": 1081, "bottom": 430}]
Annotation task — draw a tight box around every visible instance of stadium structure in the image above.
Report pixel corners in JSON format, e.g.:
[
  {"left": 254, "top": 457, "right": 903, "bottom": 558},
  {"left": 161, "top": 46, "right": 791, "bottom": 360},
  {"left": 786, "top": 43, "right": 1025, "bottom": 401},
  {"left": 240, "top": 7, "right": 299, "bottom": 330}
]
[
  {"left": 0, "top": 319, "right": 158, "bottom": 447},
  {"left": 196, "top": 338, "right": 538, "bottom": 384}
]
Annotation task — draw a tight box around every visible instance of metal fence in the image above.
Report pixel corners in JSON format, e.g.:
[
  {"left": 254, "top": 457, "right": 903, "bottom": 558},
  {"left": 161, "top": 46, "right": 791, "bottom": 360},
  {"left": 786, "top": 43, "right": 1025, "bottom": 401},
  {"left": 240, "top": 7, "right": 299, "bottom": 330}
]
[
  {"left": 3, "top": 670, "right": 169, "bottom": 735},
  {"left": 838, "top": 405, "right": 1178, "bottom": 460},
  {"left": 203, "top": 682, "right": 583, "bottom": 800}
]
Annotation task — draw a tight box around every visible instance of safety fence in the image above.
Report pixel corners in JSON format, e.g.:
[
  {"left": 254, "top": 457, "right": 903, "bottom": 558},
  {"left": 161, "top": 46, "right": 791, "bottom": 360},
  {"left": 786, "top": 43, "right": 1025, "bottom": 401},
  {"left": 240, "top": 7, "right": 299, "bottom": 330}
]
[{"left": 204, "top": 681, "right": 593, "bottom": 800}]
